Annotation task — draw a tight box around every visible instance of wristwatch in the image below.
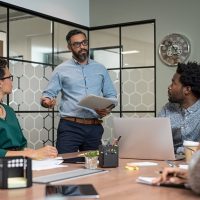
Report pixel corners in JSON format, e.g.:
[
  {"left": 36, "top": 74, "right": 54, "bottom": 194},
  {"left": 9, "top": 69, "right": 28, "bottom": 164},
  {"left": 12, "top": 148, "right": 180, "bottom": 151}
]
[{"left": 159, "top": 33, "right": 191, "bottom": 66}]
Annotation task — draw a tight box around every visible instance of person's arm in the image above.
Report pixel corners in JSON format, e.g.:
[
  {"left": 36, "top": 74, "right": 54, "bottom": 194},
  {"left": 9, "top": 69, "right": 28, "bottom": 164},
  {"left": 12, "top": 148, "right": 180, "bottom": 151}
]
[
  {"left": 5, "top": 145, "right": 58, "bottom": 160},
  {"left": 188, "top": 150, "right": 200, "bottom": 194},
  {"left": 152, "top": 167, "right": 188, "bottom": 185},
  {"left": 41, "top": 71, "right": 61, "bottom": 108},
  {"left": 101, "top": 67, "right": 117, "bottom": 99},
  {"left": 96, "top": 68, "right": 117, "bottom": 118}
]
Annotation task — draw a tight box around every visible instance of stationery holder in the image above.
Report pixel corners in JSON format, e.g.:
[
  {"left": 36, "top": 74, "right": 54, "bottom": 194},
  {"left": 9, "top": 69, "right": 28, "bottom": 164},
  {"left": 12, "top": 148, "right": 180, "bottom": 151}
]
[
  {"left": 98, "top": 145, "right": 118, "bottom": 168},
  {"left": 0, "top": 156, "right": 32, "bottom": 189}
]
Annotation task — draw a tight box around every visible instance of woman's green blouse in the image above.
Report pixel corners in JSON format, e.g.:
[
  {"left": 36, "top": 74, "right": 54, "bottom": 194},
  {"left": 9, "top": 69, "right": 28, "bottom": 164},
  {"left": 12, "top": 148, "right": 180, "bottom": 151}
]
[{"left": 0, "top": 103, "right": 27, "bottom": 157}]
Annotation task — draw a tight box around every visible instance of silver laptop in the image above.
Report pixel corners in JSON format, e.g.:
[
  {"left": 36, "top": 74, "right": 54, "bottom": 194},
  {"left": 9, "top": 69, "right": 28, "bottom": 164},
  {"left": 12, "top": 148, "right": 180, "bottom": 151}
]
[{"left": 113, "top": 117, "right": 183, "bottom": 161}]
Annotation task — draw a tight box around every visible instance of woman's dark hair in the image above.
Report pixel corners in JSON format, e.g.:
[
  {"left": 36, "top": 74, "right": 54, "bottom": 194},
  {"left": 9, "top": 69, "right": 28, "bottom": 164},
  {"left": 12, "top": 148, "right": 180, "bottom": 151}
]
[
  {"left": 177, "top": 61, "right": 200, "bottom": 98},
  {"left": 0, "top": 58, "right": 7, "bottom": 79},
  {"left": 66, "top": 29, "right": 86, "bottom": 45}
]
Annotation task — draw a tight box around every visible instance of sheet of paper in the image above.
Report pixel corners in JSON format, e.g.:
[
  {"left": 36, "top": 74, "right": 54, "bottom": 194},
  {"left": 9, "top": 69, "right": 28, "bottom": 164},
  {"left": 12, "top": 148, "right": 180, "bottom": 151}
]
[
  {"left": 127, "top": 162, "right": 158, "bottom": 167},
  {"left": 32, "top": 157, "right": 67, "bottom": 171},
  {"left": 78, "top": 95, "right": 117, "bottom": 110},
  {"left": 136, "top": 176, "right": 155, "bottom": 185},
  {"left": 179, "top": 164, "right": 189, "bottom": 170}
]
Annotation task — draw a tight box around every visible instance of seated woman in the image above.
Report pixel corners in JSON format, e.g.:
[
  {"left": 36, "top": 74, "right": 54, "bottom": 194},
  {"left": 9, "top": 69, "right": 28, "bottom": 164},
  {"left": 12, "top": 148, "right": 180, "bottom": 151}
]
[{"left": 0, "top": 58, "right": 58, "bottom": 159}]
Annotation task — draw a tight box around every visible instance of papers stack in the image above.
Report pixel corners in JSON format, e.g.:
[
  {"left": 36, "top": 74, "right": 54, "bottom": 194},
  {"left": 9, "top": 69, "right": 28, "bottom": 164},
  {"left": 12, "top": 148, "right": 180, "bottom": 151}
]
[
  {"left": 32, "top": 157, "right": 66, "bottom": 171},
  {"left": 78, "top": 95, "right": 117, "bottom": 110},
  {"left": 136, "top": 176, "right": 155, "bottom": 185}
]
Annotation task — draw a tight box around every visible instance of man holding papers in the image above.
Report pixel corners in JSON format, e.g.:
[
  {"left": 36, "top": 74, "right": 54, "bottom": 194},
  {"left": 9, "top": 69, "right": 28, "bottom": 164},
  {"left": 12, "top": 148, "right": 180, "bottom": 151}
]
[{"left": 41, "top": 29, "right": 117, "bottom": 153}]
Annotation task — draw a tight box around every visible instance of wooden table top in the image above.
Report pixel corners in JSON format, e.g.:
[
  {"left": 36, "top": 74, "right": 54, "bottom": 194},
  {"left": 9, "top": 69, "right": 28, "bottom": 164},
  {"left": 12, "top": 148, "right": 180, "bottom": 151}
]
[{"left": 0, "top": 153, "right": 199, "bottom": 200}]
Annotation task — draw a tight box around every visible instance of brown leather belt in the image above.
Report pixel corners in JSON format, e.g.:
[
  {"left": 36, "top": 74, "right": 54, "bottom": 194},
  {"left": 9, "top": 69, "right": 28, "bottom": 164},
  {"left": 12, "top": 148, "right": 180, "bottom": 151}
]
[{"left": 62, "top": 117, "right": 103, "bottom": 125}]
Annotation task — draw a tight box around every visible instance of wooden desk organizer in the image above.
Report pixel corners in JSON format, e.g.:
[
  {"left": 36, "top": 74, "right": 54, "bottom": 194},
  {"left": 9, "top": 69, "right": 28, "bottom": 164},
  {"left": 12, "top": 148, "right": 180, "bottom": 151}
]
[{"left": 0, "top": 156, "right": 32, "bottom": 189}]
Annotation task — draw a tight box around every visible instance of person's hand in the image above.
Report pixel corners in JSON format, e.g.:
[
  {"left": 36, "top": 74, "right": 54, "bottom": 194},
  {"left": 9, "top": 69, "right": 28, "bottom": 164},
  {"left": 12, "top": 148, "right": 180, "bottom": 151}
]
[
  {"left": 152, "top": 167, "right": 188, "bottom": 185},
  {"left": 41, "top": 97, "right": 56, "bottom": 108},
  {"left": 95, "top": 108, "right": 112, "bottom": 118},
  {"left": 24, "top": 145, "right": 58, "bottom": 160}
]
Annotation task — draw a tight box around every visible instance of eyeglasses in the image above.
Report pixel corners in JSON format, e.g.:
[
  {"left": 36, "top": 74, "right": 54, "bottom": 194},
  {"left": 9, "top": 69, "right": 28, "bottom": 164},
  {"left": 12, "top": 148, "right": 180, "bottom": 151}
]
[
  {"left": 0, "top": 75, "right": 13, "bottom": 81},
  {"left": 70, "top": 40, "right": 88, "bottom": 48}
]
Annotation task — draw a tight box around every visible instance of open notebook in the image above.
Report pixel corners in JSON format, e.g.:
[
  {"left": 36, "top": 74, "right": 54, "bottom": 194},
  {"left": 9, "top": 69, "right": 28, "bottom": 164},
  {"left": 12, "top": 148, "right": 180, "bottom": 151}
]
[{"left": 113, "top": 117, "right": 184, "bottom": 161}]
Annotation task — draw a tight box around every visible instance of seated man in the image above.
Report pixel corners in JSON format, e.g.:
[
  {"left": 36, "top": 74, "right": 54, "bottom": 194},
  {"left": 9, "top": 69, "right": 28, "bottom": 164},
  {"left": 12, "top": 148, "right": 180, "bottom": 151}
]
[
  {"left": 153, "top": 148, "right": 200, "bottom": 195},
  {"left": 0, "top": 58, "right": 58, "bottom": 159},
  {"left": 158, "top": 61, "right": 200, "bottom": 153}
]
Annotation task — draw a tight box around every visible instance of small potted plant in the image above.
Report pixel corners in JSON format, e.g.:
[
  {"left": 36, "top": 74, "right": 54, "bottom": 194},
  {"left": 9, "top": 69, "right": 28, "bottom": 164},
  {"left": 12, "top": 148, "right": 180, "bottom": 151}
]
[{"left": 84, "top": 150, "right": 99, "bottom": 169}]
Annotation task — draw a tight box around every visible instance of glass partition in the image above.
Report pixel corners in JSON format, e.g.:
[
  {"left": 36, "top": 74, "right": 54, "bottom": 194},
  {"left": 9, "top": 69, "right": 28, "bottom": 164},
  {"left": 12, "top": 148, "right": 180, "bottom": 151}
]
[
  {"left": 89, "top": 22, "right": 155, "bottom": 139},
  {"left": 0, "top": 3, "right": 155, "bottom": 147},
  {"left": 121, "top": 68, "right": 154, "bottom": 111},
  {"left": 121, "top": 23, "right": 154, "bottom": 68},
  {"left": 0, "top": 6, "right": 7, "bottom": 57},
  {"left": 9, "top": 10, "right": 52, "bottom": 64}
]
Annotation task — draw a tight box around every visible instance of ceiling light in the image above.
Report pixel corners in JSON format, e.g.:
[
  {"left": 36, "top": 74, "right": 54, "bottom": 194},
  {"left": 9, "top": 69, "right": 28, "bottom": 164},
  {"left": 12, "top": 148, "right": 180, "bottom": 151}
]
[{"left": 121, "top": 50, "right": 140, "bottom": 54}]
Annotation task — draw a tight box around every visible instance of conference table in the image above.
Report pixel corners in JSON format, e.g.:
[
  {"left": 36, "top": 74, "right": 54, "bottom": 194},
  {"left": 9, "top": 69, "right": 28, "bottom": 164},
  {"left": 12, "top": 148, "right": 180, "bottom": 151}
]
[{"left": 0, "top": 152, "right": 199, "bottom": 200}]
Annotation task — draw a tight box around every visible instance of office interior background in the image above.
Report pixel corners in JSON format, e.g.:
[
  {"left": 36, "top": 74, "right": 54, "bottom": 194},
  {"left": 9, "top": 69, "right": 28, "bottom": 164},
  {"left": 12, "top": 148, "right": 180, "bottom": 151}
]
[{"left": 0, "top": 0, "right": 199, "bottom": 149}]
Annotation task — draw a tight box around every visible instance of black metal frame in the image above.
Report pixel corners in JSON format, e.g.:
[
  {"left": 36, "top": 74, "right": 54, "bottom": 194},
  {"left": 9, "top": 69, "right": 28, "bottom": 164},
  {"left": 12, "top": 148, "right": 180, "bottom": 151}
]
[{"left": 0, "top": 1, "right": 156, "bottom": 146}]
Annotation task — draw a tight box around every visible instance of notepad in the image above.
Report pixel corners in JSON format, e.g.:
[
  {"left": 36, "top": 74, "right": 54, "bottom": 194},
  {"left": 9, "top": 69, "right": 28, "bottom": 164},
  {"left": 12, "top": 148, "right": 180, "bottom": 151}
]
[
  {"left": 32, "top": 157, "right": 65, "bottom": 170},
  {"left": 136, "top": 176, "right": 155, "bottom": 185},
  {"left": 33, "top": 168, "right": 107, "bottom": 184},
  {"left": 136, "top": 176, "right": 187, "bottom": 189},
  {"left": 8, "top": 177, "right": 27, "bottom": 188}
]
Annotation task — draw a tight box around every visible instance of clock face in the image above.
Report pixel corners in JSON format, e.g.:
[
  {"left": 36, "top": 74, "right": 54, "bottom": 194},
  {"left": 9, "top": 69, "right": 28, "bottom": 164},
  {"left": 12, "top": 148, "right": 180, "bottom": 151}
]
[{"left": 159, "top": 33, "right": 190, "bottom": 66}]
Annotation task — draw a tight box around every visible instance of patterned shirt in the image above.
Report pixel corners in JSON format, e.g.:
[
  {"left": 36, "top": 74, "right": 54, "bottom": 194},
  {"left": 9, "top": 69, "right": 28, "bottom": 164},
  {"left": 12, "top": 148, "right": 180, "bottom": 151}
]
[{"left": 158, "top": 100, "right": 200, "bottom": 151}]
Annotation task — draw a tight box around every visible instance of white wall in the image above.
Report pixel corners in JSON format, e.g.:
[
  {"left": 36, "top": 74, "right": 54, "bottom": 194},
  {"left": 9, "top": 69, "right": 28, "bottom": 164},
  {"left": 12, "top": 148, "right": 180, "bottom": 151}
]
[
  {"left": 0, "top": 0, "right": 90, "bottom": 27},
  {"left": 90, "top": 0, "right": 200, "bottom": 113}
]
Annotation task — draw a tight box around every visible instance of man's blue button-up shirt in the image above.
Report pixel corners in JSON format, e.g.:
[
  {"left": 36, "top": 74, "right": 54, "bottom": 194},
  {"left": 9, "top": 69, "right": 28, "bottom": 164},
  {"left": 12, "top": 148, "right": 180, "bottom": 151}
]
[{"left": 42, "top": 58, "right": 117, "bottom": 118}]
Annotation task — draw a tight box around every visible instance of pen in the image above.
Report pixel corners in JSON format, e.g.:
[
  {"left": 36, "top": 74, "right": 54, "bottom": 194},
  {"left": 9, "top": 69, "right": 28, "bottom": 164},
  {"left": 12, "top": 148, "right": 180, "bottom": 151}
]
[
  {"left": 166, "top": 160, "right": 177, "bottom": 168},
  {"left": 112, "top": 136, "right": 121, "bottom": 146}
]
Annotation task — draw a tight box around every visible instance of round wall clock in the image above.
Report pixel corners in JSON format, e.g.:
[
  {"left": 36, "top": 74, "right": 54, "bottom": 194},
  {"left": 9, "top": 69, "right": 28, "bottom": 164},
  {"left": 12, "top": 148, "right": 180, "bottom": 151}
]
[{"left": 159, "top": 33, "right": 191, "bottom": 66}]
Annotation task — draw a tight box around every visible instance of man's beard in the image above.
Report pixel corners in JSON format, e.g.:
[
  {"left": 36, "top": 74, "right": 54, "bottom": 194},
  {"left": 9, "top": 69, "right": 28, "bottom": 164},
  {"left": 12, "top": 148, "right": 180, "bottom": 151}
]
[
  {"left": 168, "top": 94, "right": 183, "bottom": 104},
  {"left": 72, "top": 49, "right": 89, "bottom": 63}
]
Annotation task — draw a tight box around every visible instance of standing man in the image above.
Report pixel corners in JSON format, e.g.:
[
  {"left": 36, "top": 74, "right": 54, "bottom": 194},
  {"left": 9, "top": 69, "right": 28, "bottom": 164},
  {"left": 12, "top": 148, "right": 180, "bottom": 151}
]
[
  {"left": 41, "top": 29, "right": 117, "bottom": 153},
  {"left": 158, "top": 61, "right": 200, "bottom": 153}
]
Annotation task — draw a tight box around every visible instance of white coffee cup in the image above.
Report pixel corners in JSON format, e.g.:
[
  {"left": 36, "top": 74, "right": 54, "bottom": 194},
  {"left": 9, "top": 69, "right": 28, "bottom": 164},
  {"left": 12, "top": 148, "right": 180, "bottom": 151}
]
[{"left": 183, "top": 140, "right": 199, "bottom": 163}]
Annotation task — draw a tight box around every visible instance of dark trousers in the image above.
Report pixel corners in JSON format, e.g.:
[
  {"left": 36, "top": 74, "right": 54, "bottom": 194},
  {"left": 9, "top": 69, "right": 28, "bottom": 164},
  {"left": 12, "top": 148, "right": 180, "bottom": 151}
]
[{"left": 56, "top": 119, "right": 104, "bottom": 154}]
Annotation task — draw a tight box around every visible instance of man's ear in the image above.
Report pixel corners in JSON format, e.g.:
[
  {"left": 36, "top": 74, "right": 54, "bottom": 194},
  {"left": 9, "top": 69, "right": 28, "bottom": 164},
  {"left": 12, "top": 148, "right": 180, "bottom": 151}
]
[
  {"left": 184, "top": 86, "right": 192, "bottom": 95},
  {"left": 67, "top": 44, "right": 72, "bottom": 51}
]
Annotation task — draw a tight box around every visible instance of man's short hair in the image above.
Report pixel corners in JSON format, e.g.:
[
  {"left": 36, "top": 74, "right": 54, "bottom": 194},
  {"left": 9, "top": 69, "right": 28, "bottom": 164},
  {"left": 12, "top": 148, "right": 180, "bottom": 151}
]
[
  {"left": 177, "top": 61, "right": 200, "bottom": 98},
  {"left": 66, "top": 29, "right": 86, "bottom": 44}
]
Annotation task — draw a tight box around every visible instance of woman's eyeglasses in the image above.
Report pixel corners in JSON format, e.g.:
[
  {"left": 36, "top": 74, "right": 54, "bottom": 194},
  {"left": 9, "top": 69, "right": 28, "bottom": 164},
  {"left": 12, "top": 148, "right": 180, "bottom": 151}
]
[{"left": 0, "top": 75, "right": 13, "bottom": 81}]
